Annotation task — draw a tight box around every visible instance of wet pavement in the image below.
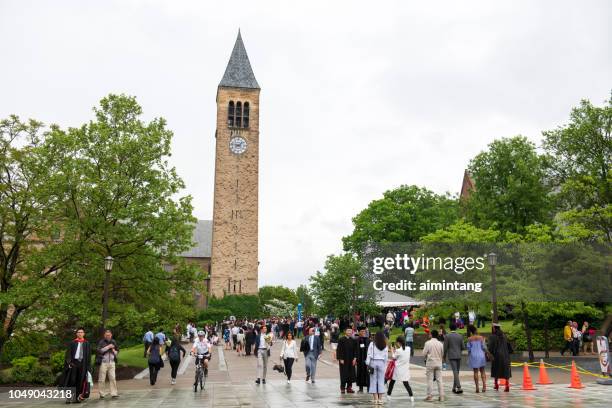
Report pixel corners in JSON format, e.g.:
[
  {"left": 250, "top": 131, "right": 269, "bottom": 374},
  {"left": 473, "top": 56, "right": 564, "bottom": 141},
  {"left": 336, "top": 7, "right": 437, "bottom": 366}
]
[{"left": 1, "top": 342, "right": 611, "bottom": 407}]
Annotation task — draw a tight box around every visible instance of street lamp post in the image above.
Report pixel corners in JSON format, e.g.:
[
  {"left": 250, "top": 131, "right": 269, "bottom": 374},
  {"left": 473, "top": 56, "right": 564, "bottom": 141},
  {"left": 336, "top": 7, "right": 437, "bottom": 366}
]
[
  {"left": 351, "top": 275, "right": 357, "bottom": 327},
  {"left": 102, "top": 256, "right": 114, "bottom": 333},
  {"left": 488, "top": 252, "right": 498, "bottom": 324}
]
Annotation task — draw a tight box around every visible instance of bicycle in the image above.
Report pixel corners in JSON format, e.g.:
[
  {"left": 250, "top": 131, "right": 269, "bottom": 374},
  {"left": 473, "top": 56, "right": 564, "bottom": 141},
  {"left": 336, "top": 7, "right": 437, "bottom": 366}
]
[{"left": 193, "top": 353, "right": 209, "bottom": 392}]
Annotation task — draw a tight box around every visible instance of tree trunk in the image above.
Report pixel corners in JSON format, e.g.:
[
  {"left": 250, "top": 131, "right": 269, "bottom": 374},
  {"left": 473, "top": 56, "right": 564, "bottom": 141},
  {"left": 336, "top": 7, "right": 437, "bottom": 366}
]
[
  {"left": 543, "top": 320, "right": 550, "bottom": 359},
  {"left": 521, "top": 302, "right": 534, "bottom": 362},
  {"left": 0, "top": 306, "right": 22, "bottom": 358}
]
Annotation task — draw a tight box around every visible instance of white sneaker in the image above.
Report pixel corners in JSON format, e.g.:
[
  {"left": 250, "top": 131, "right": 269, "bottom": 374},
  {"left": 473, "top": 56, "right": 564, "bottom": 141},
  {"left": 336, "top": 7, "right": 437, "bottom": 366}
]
[
  {"left": 171, "top": 379, "right": 176, "bottom": 385},
  {"left": 287, "top": 380, "right": 290, "bottom": 384},
  {"left": 410, "top": 396, "right": 414, "bottom": 403}
]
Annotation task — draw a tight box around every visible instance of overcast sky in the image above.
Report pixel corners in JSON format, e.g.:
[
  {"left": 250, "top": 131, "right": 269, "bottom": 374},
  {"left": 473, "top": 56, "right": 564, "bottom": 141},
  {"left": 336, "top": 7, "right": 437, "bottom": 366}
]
[{"left": 1, "top": 1, "right": 610, "bottom": 289}]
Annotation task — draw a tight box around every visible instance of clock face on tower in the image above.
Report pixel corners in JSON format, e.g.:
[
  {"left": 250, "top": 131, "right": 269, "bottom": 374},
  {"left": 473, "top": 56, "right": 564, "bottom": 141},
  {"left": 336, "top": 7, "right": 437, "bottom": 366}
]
[{"left": 229, "top": 136, "right": 247, "bottom": 155}]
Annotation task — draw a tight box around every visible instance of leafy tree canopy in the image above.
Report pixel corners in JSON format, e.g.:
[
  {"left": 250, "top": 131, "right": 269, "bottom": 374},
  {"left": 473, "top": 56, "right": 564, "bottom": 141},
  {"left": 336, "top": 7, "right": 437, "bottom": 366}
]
[
  {"left": 343, "top": 185, "right": 459, "bottom": 254},
  {"left": 542, "top": 95, "right": 611, "bottom": 242},
  {"left": 466, "top": 136, "right": 552, "bottom": 235}
]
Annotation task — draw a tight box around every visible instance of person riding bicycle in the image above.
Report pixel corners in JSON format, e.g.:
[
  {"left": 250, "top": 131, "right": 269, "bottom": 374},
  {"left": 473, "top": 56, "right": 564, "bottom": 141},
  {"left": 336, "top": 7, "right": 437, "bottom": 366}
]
[{"left": 191, "top": 331, "right": 211, "bottom": 375}]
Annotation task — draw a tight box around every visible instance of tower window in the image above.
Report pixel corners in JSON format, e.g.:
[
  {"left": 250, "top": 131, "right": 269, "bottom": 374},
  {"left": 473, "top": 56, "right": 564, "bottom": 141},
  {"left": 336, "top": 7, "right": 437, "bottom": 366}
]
[
  {"left": 235, "top": 102, "right": 242, "bottom": 128},
  {"left": 228, "top": 101, "right": 235, "bottom": 127},
  {"left": 243, "top": 102, "right": 249, "bottom": 128},
  {"left": 227, "top": 100, "right": 250, "bottom": 128}
]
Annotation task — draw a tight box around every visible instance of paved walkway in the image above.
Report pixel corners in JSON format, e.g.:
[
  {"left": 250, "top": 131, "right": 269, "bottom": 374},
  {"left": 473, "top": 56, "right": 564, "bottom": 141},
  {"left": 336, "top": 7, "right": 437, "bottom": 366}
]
[{"left": 1, "top": 342, "right": 611, "bottom": 407}]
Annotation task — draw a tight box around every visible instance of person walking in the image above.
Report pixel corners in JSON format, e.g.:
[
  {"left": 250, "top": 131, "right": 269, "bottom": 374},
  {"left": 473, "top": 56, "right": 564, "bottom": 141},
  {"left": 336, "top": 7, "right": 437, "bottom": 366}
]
[
  {"left": 561, "top": 320, "right": 573, "bottom": 356},
  {"left": 489, "top": 323, "right": 512, "bottom": 392},
  {"left": 223, "top": 326, "right": 231, "bottom": 350},
  {"left": 404, "top": 322, "right": 415, "bottom": 357},
  {"left": 581, "top": 322, "right": 595, "bottom": 354},
  {"left": 143, "top": 329, "right": 154, "bottom": 358},
  {"left": 296, "top": 320, "right": 304, "bottom": 338},
  {"left": 466, "top": 325, "right": 487, "bottom": 393},
  {"left": 254, "top": 324, "right": 272, "bottom": 385},
  {"left": 444, "top": 322, "right": 465, "bottom": 394},
  {"left": 166, "top": 337, "right": 186, "bottom": 385},
  {"left": 236, "top": 328, "right": 246, "bottom": 356},
  {"left": 96, "top": 329, "right": 119, "bottom": 399},
  {"left": 146, "top": 338, "right": 164, "bottom": 386},
  {"left": 355, "top": 326, "right": 371, "bottom": 392},
  {"left": 231, "top": 324, "right": 240, "bottom": 350},
  {"left": 330, "top": 324, "right": 340, "bottom": 360},
  {"left": 386, "top": 336, "right": 414, "bottom": 403},
  {"left": 245, "top": 325, "right": 255, "bottom": 356},
  {"left": 336, "top": 328, "right": 357, "bottom": 394},
  {"left": 366, "top": 331, "right": 388, "bottom": 405},
  {"left": 280, "top": 331, "right": 298, "bottom": 383},
  {"left": 423, "top": 329, "right": 444, "bottom": 402},
  {"left": 302, "top": 327, "right": 323, "bottom": 384},
  {"left": 62, "top": 328, "right": 92, "bottom": 404}
]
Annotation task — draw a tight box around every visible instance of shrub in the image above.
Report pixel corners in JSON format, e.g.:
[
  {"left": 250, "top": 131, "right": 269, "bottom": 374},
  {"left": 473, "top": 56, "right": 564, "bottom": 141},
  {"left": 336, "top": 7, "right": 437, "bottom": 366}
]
[
  {"left": 50, "top": 351, "right": 66, "bottom": 373},
  {"left": 209, "top": 295, "right": 262, "bottom": 319},
  {"left": 9, "top": 356, "right": 55, "bottom": 385},
  {"left": 197, "top": 307, "right": 232, "bottom": 322},
  {"left": 0, "top": 332, "right": 50, "bottom": 364},
  {"left": 506, "top": 326, "right": 565, "bottom": 351}
]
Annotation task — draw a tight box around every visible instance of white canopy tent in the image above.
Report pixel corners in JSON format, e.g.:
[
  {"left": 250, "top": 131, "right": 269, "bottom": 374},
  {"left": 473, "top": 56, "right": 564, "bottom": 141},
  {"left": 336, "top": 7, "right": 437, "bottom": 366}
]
[{"left": 376, "top": 290, "right": 424, "bottom": 308}]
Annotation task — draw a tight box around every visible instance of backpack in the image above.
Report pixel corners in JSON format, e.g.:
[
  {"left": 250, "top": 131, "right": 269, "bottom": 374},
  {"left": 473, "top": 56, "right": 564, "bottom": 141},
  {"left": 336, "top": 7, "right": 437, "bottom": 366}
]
[{"left": 168, "top": 346, "right": 180, "bottom": 362}]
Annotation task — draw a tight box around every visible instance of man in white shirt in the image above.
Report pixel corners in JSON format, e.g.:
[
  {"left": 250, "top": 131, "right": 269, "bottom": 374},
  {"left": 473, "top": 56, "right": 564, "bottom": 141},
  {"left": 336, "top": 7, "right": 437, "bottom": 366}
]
[
  {"left": 231, "top": 325, "right": 240, "bottom": 350},
  {"left": 254, "top": 325, "right": 272, "bottom": 384},
  {"left": 423, "top": 330, "right": 444, "bottom": 402}
]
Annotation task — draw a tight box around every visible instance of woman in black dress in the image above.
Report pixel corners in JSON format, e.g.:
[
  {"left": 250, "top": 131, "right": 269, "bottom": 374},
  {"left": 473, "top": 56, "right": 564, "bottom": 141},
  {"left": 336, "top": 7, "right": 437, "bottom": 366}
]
[{"left": 488, "top": 324, "right": 512, "bottom": 392}]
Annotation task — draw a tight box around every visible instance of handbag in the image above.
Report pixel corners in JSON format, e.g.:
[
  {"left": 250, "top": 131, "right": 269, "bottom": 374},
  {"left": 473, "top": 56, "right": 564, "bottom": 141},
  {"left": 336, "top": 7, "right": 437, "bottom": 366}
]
[{"left": 384, "top": 360, "right": 396, "bottom": 381}]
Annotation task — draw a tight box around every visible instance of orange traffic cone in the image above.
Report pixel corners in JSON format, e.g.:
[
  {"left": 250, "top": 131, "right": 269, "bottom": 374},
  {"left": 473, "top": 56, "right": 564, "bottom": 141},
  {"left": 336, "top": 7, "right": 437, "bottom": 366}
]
[
  {"left": 537, "top": 359, "right": 553, "bottom": 384},
  {"left": 522, "top": 363, "right": 537, "bottom": 390},
  {"left": 568, "top": 360, "right": 585, "bottom": 389}
]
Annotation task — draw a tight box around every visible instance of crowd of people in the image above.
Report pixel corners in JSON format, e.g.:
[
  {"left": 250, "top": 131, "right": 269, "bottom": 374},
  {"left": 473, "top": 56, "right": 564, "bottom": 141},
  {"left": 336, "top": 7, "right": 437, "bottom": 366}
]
[
  {"left": 561, "top": 320, "right": 597, "bottom": 356},
  {"left": 58, "top": 312, "right": 606, "bottom": 404},
  {"left": 217, "top": 315, "right": 515, "bottom": 405}
]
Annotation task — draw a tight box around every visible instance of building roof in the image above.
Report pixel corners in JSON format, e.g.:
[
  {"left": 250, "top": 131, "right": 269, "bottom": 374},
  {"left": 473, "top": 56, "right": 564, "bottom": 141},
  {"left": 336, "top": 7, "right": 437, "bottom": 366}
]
[
  {"left": 460, "top": 169, "right": 475, "bottom": 201},
  {"left": 219, "top": 30, "right": 260, "bottom": 89},
  {"left": 376, "top": 290, "right": 424, "bottom": 307},
  {"left": 180, "top": 220, "right": 212, "bottom": 258}
]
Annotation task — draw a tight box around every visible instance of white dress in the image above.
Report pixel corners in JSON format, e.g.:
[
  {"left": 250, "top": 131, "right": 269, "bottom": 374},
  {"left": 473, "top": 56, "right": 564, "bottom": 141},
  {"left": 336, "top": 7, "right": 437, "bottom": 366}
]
[{"left": 392, "top": 347, "right": 411, "bottom": 382}]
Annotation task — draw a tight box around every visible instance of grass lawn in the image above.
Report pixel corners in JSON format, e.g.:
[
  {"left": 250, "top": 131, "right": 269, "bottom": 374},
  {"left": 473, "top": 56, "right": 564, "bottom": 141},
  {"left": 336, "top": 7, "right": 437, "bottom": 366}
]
[
  {"left": 388, "top": 320, "right": 516, "bottom": 343},
  {"left": 116, "top": 344, "right": 148, "bottom": 369}
]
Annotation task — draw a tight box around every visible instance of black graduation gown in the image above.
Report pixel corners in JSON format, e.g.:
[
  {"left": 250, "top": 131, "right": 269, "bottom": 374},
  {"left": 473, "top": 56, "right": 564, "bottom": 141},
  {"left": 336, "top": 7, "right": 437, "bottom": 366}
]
[
  {"left": 62, "top": 340, "right": 92, "bottom": 402},
  {"left": 488, "top": 333, "right": 512, "bottom": 379},
  {"left": 355, "top": 336, "right": 370, "bottom": 387},
  {"left": 336, "top": 336, "right": 357, "bottom": 385}
]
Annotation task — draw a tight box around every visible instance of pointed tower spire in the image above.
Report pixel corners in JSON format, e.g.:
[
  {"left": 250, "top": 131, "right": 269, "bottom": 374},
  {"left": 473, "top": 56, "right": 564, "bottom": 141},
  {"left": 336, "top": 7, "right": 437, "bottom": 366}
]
[{"left": 219, "top": 30, "right": 259, "bottom": 89}]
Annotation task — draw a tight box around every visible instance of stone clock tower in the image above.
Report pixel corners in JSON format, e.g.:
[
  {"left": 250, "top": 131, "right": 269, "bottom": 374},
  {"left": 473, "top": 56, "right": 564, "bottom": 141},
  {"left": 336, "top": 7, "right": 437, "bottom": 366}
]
[{"left": 210, "top": 31, "right": 260, "bottom": 298}]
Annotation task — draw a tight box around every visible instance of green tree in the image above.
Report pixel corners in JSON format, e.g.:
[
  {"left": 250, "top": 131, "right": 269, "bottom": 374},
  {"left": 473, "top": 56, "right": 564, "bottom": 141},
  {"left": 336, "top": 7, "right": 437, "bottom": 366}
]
[
  {"left": 343, "top": 185, "right": 459, "bottom": 254},
  {"left": 420, "top": 220, "right": 501, "bottom": 243},
  {"left": 309, "top": 254, "right": 378, "bottom": 318},
  {"left": 0, "top": 95, "right": 199, "bottom": 356},
  {"left": 0, "top": 116, "right": 83, "bottom": 356},
  {"left": 258, "top": 285, "right": 298, "bottom": 307},
  {"left": 542, "top": 95, "right": 611, "bottom": 242},
  {"left": 295, "top": 284, "right": 314, "bottom": 316},
  {"left": 466, "top": 136, "right": 552, "bottom": 235}
]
